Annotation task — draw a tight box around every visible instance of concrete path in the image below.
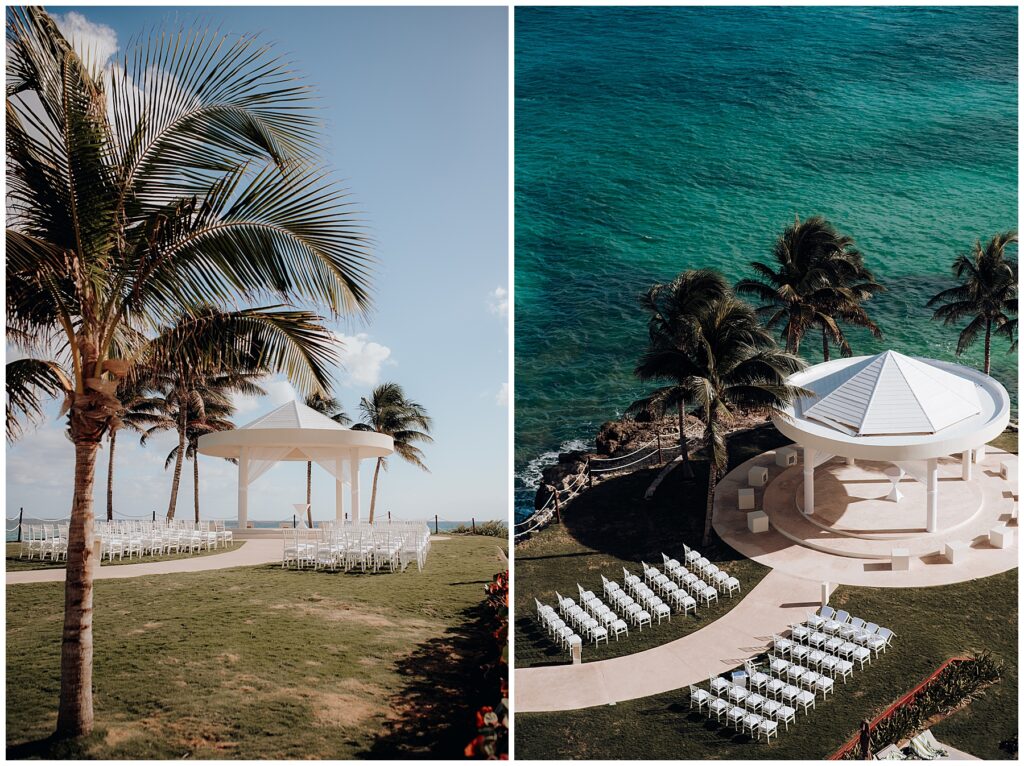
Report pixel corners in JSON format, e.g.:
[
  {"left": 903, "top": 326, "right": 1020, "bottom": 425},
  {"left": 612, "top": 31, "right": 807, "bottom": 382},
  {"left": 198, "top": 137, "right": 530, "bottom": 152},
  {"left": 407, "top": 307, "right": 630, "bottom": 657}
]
[
  {"left": 6, "top": 539, "right": 280, "bottom": 585},
  {"left": 515, "top": 569, "right": 820, "bottom": 712}
]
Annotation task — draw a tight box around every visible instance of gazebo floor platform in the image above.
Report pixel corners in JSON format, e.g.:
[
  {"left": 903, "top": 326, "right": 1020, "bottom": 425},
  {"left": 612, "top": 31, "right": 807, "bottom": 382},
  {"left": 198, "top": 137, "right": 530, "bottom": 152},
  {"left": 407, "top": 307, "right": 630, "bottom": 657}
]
[
  {"left": 768, "top": 458, "right": 987, "bottom": 555},
  {"left": 714, "top": 445, "right": 1018, "bottom": 588}
]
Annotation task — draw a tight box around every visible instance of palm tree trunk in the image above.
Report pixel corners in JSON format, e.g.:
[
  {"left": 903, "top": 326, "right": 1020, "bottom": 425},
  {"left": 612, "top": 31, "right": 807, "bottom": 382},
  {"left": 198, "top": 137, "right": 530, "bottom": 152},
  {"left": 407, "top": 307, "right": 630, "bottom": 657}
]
[
  {"left": 822, "top": 328, "right": 830, "bottom": 362},
  {"left": 166, "top": 422, "right": 186, "bottom": 520},
  {"left": 984, "top": 319, "right": 992, "bottom": 374},
  {"left": 702, "top": 463, "right": 719, "bottom": 548},
  {"left": 306, "top": 461, "right": 313, "bottom": 528},
  {"left": 368, "top": 457, "right": 382, "bottom": 523},
  {"left": 677, "top": 401, "right": 693, "bottom": 480},
  {"left": 57, "top": 438, "right": 100, "bottom": 738},
  {"left": 193, "top": 453, "right": 200, "bottom": 523},
  {"left": 105, "top": 429, "right": 117, "bottom": 521}
]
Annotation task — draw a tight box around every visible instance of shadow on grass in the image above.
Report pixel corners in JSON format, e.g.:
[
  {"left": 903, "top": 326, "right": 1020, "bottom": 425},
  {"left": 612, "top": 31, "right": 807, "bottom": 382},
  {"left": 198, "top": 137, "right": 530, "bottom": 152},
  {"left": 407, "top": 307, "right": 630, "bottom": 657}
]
[
  {"left": 359, "top": 601, "right": 499, "bottom": 759},
  {"left": 7, "top": 731, "right": 105, "bottom": 760}
]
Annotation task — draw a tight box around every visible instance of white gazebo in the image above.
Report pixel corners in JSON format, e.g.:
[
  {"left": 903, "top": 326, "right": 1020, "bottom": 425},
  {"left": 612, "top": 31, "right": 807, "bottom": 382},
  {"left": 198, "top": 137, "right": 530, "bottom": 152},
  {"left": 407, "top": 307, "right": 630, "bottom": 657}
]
[
  {"left": 197, "top": 400, "right": 394, "bottom": 527},
  {"left": 773, "top": 350, "right": 1011, "bottom": 533}
]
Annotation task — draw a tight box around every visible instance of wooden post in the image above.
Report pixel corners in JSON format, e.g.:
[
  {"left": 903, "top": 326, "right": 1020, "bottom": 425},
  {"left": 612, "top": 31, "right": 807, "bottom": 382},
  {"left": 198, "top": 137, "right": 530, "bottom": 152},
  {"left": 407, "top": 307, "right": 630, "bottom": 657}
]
[
  {"left": 387, "top": 511, "right": 391, "bottom": 523},
  {"left": 554, "top": 487, "right": 561, "bottom": 523},
  {"left": 17, "top": 507, "right": 23, "bottom": 542},
  {"left": 434, "top": 514, "right": 439, "bottom": 535},
  {"left": 293, "top": 515, "right": 297, "bottom": 528},
  {"left": 657, "top": 433, "right": 663, "bottom": 465},
  {"left": 586, "top": 461, "right": 593, "bottom": 490},
  {"left": 472, "top": 517, "right": 477, "bottom": 534},
  {"left": 152, "top": 509, "right": 156, "bottom": 523}
]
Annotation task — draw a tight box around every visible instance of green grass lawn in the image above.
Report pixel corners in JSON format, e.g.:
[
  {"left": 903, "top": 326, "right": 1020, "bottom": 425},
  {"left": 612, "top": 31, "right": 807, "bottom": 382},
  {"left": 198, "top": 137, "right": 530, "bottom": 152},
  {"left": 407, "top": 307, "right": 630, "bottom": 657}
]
[
  {"left": 515, "top": 426, "right": 1019, "bottom": 760},
  {"left": 7, "top": 535, "right": 508, "bottom": 759},
  {"left": 516, "top": 569, "right": 1017, "bottom": 760},
  {"left": 6, "top": 542, "right": 241, "bottom": 571},
  {"left": 515, "top": 424, "right": 790, "bottom": 667}
]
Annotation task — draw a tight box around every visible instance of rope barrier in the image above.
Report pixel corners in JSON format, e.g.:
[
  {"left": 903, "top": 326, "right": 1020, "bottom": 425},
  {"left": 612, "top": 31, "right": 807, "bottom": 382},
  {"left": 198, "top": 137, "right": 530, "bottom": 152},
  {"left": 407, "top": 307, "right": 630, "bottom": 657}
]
[
  {"left": 590, "top": 447, "right": 661, "bottom": 473},
  {"left": 589, "top": 437, "right": 658, "bottom": 462}
]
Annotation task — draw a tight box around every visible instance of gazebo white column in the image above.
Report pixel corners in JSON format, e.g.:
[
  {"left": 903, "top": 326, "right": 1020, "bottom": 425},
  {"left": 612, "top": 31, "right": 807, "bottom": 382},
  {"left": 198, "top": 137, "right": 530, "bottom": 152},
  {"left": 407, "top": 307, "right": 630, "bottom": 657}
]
[
  {"left": 803, "top": 445, "right": 816, "bottom": 516},
  {"left": 335, "top": 457, "right": 345, "bottom": 521},
  {"left": 350, "top": 457, "right": 361, "bottom": 523},
  {"left": 961, "top": 450, "right": 972, "bottom": 481},
  {"left": 238, "top": 446, "right": 249, "bottom": 528},
  {"left": 926, "top": 458, "right": 939, "bottom": 533}
]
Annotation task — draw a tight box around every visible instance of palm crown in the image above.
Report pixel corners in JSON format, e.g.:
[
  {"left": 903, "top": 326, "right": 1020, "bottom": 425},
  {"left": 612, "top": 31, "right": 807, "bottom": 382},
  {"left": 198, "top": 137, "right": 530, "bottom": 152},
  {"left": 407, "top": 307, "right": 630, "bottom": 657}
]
[
  {"left": 736, "top": 215, "right": 883, "bottom": 360},
  {"left": 926, "top": 231, "right": 1017, "bottom": 374},
  {"left": 353, "top": 382, "right": 433, "bottom": 522}
]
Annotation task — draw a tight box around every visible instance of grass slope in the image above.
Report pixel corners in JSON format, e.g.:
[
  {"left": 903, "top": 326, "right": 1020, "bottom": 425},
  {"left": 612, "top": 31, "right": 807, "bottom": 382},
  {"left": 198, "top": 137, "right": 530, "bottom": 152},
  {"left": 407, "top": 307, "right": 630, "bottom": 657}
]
[
  {"left": 515, "top": 424, "right": 790, "bottom": 667},
  {"left": 7, "top": 535, "right": 508, "bottom": 759},
  {"left": 516, "top": 569, "right": 1017, "bottom": 760}
]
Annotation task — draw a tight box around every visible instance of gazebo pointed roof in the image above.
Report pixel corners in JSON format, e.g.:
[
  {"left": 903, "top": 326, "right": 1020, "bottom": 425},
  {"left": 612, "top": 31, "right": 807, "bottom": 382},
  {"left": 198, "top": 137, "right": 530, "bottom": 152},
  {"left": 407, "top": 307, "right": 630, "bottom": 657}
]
[
  {"left": 802, "top": 350, "right": 982, "bottom": 436},
  {"left": 239, "top": 399, "right": 349, "bottom": 431}
]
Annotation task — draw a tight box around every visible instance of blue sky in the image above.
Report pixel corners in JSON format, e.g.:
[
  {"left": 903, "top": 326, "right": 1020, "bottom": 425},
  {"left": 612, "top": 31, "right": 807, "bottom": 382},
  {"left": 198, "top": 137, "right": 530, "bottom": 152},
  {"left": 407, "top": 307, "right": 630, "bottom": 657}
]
[{"left": 6, "top": 7, "right": 509, "bottom": 524}]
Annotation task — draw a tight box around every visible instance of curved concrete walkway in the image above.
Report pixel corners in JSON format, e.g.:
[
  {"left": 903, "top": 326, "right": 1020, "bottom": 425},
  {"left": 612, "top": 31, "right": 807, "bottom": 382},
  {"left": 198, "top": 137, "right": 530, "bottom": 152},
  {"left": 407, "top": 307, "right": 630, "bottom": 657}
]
[
  {"left": 515, "top": 569, "right": 820, "bottom": 712},
  {"left": 6, "top": 539, "right": 280, "bottom": 585}
]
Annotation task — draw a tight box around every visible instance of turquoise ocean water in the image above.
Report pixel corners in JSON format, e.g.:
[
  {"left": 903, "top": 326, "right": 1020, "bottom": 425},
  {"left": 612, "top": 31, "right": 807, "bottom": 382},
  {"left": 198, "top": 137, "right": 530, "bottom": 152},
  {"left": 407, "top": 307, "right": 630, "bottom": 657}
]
[{"left": 515, "top": 7, "right": 1018, "bottom": 520}]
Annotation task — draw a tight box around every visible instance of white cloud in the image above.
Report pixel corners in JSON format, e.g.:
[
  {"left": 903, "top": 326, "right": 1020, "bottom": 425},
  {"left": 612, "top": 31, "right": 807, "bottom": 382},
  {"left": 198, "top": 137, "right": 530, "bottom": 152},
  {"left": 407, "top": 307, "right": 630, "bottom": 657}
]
[
  {"left": 487, "top": 286, "right": 508, "bottom": 318},
  {"left": 53, "top": 12, "right": 118, "bottom": 73},
  {"left": 496, "top": 382, "right": 509, "bottom": 407},
  {"left": 265, "top": 380, "right": 299, "bottom": 406},
  {"left": 334, "top": 333, "right": 394, "bottom": 388}
]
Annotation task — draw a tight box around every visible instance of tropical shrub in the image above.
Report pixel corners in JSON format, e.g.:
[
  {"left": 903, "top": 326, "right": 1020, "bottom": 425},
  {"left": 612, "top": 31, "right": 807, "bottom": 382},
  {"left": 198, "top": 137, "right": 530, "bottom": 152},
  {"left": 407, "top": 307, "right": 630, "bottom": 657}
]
[
  {"left": 465, "top": 570, "right": 509, "bottom": 759},
  {"left": 449, "top": 521, "right": 509, "bottom": 538},
  {"left": 839, "top": 652, "right": 1003, "bottom": 759}
]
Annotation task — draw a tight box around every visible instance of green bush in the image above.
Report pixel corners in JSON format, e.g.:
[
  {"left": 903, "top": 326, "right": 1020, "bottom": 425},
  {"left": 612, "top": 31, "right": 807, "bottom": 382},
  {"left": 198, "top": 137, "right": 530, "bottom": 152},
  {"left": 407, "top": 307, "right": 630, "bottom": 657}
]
[
  {"left": 447, "top": 520, "right": 508, "bottom": 538},
  {"left": 842, "top": 652, "right": 1003, "bottom": 759}
]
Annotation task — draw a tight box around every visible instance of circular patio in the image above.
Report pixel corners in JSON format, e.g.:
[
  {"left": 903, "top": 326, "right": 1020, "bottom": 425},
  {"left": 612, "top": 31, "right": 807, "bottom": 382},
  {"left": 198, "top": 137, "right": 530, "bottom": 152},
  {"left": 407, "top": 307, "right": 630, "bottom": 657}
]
[{"left": 713, "top": 351, "right": 1017, "bottom": 587}]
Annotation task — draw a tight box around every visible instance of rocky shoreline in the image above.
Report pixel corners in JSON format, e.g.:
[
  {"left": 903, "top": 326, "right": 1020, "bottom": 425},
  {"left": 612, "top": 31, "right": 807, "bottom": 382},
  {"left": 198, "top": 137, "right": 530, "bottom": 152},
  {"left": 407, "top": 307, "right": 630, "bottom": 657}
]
[{"left": 531, "top": 407, "right": 771, "bottom": 511}]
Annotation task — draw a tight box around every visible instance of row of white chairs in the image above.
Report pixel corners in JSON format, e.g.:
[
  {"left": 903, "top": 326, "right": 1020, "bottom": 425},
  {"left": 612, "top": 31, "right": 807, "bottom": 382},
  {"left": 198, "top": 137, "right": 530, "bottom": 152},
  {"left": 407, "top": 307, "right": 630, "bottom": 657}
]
[
  {"left": 534, "top": 599, "right": 583, "bottom": 655},
  {"left": 689, "top": 688, "right": 784, "bottom": 742},
  {"left": 639, "top": 560, "right": 722, "bottom": 607},
  {"left": 620, "top": 568, "right": 675, "bottom": 623},
  {"left": 662, "top": 551, "right": 741, "bottom": 597},
  {"left": 574, "top": 584, "right": 631, "bottom": 640},
  {"left": 19, "top": 520, "right": 233, "bottom": 562},
  {"left": 805, "top": 606, "right": 895, "bottom": 655},
  {"left": 555, "top": 591, "right": 610, "bottom": 645},
  {"left": 282, "top": 522, "right": 430, "bottom": 573}
]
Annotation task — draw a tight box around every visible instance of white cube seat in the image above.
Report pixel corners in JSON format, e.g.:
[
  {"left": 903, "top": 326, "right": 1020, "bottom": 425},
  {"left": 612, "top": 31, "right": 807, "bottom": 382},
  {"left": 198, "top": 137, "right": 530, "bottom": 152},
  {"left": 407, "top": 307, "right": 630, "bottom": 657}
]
[
  {"left": 748, "top": 466, "right": 769, "bottom": 487},
  {"left": 747, "top": 510, "right": 769, "bottom": 534},
  {"left": 775, "top": 446, "right": 798, "bottom": 467},
  {"left": 890, "top": 547, "right": 910, "bottom": 571},
  {"left": 944, "top": 540, "right": 968, "bottom": 564},
  {"left": 738, "top": 487, "right": 756, "bottom": 510},
  {"left": 989, "top": 525, "right": 1012, "bottom": 549},
  {"left": 1000, "top": 461, "right": 1016, "bottom": 482}
]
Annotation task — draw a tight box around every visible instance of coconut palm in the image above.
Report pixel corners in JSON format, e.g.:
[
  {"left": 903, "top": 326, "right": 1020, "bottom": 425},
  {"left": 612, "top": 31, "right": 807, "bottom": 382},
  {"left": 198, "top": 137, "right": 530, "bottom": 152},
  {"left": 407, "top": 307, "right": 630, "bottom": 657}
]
[
  {"left": 302, "top": 392, "right": 351, "bottom": 526},
  {"left": 352, "top": 383, "right": 432, "bottom": 523},
  {"left": 143, "top": 365, "right": 266, "bottom": 520},
  {"left": 926, "top": 232, "right": 1018, "bottom": 374},
  {"left": 165, "top": 395, "right": 238, "bottom": 523},
  {"left": 737, "top": 215, "right": 883, "bottom": 359},
  {"left": 6, "top": 8, "right": 372, "bottom": 737},
  {"left": 636, "top": 278, "right": 805, "bottom": 546},
  {"left": 6, "top": 357, "right": 71, "bottom": 442},
  {"left": 627, "top": 269, "right": 731, "bottom": 480},
  {"left": 104, "top": 377, "right": 162, "bottom": 521}
]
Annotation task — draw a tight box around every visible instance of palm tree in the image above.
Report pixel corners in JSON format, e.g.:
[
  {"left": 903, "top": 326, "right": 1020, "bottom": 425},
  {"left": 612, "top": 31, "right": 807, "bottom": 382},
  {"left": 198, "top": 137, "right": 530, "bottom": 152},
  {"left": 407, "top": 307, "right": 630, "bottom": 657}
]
[
  {"left": 169, "top": 396, "right": 237, "bottom": 523},
  {"left": 302, "top": 392, "right": 350, "bottom": 526},
  {"left": 737, "top": 215, "right": 883, "bottom": 359},
  {"left": 353, "top": 383, "right": 432, "bottom": 523},
  {"left": 104, "top": 376, "right": 162, "bottom": 521},
  {"left": 635, "top": 276, "right": 805, "bottom": 546},
  {"left": 627, "top": 270, "right": 731, "bottom": 480},
  {"left": 142, "top": 358, "right": 266, "bottom": 520},
  {"left": 6, "top": 9, "right": 372, "bottom": 738},
  {"left": 926, "top": 232, "right": 1018, "bottom": 374}
]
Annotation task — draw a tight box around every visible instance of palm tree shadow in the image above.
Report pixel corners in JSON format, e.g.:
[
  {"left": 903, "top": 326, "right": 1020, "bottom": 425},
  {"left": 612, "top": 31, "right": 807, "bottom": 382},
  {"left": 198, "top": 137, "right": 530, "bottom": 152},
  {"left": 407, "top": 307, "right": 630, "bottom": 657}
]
[{"left": 358, "top": 601, "right": 502, "bottom": 759}]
